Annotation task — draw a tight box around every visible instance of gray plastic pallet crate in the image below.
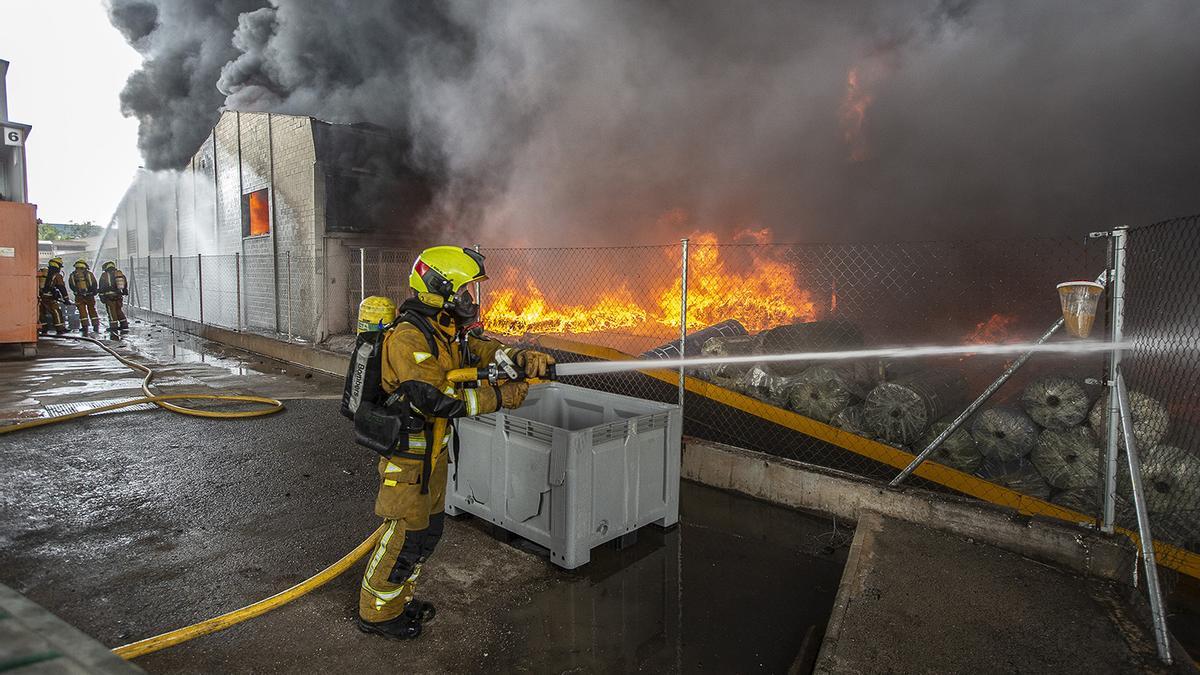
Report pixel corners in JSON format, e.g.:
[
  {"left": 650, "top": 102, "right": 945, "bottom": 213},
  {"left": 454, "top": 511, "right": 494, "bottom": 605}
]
[{"left": 445, "top": 382, "right": 681, "bottom": 569}]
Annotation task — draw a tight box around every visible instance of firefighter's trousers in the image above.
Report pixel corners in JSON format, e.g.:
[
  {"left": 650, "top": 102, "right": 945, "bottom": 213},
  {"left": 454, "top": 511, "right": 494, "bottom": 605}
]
[
  {"left": 359, "top": 451, "right": 448, "bottom": 623},
  {"left": 102, "top": 296, "right": 128, "bottom": 329},
  {"left": 39, "top": 298, "right": 65, "bottom": 332},
  {"left": 75, "top": 295, "right": 100, "bottom": 331}
]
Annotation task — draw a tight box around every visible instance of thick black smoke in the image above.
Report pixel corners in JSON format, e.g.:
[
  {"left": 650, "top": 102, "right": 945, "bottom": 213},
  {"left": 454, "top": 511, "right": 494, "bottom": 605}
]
[
  {"left": 106, "top": 0, "right": 268, "bottom": 169},
  {"left": 111, "top": 0, "right": 1200, "bottom": 243}
]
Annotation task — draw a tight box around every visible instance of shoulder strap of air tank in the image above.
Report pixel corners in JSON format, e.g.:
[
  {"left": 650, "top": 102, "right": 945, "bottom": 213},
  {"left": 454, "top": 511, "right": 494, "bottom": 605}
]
[{"left": 398, "top": 311, "right": 439, "bottom": 358}]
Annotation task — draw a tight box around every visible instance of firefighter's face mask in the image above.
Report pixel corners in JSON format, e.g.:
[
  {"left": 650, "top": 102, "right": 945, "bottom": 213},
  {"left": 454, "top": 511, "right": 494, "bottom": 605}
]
[{"left": 446, "top": 288, "right": 480, "bottom": 327}]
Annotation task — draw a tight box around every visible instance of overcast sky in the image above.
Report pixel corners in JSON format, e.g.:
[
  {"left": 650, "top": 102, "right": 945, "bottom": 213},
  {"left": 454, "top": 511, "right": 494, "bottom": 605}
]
[{"left": 4, "top": 0, "right": 142, "bottom": 226}]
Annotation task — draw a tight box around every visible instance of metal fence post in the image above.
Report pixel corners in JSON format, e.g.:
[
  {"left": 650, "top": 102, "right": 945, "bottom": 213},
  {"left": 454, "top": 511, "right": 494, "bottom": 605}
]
[
  {"left": 287, "top": 251, "right": 293, "bottom": 340},
  {"left": 235, "top": 252, "right": 242, "bottom": 332},
  {"left": 197, "top": 253, "right": 204, "bottom": 324},
  {"left": 359, "top": 247, "right": 366, "bottom": 303},
  {"left": 1102, "top": 227, "right": 1128, "bottom": 533},
  {"left": 474, "top": 244, "right": 483, "bottom": 311},
  {"left": 128, "top": 255, "right": 136, "bottom": 307},
  {"left": 147, "top": 254, "right": 153, "bottom": 313},
  {"left": 679, "top": 238, "right": 689, "bottom": 411},
  {"left": 168, "top": 255, "right": 175, "bottom": 317},
  {"left": 1116, "top": 372, "right": 1172, "bottom": 664}
]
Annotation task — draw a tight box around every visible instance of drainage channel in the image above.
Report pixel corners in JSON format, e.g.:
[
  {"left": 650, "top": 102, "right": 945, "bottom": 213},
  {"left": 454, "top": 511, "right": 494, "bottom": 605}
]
[{"left": 484, "top": 481, "right": 851, "bottom": 673}]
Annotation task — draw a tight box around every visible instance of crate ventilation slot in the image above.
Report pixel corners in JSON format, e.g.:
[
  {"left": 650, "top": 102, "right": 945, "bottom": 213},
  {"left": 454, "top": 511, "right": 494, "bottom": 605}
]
[
  {"left": 504, "top": 416, "right": 554, "bottom": 443},
  {"left": 592, "top": 421, "right": 630, "bottom": 446},
  {"left": 637, "top": 413, "right": 669, "bottom": 433}
]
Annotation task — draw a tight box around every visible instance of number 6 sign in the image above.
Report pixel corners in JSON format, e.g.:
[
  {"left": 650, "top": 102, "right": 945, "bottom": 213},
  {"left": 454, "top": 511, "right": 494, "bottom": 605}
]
[{"left": 3, "top": 127, "right": 23, "bottom": 146}]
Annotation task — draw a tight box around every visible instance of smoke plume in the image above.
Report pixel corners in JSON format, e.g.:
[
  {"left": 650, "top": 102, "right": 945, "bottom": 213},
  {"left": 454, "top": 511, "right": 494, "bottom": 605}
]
[{"left": 110, "top": 0, "right": 1200, "bottom": 243}]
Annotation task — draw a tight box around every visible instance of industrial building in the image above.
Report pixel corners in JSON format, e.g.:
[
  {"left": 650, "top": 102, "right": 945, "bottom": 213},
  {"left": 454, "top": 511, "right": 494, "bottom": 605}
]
[{"left": 106, "top": 110, "right": 432, "bottom": 340}]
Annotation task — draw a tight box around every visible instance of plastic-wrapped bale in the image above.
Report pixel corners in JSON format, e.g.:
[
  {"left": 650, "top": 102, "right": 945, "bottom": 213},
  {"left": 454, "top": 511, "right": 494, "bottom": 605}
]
[
  {"left": 972, "top": 407, "right": 1039, "bottom": 462},
  {"left": 738, "top": 364, "right": 798, "bottom": 407},
  {"left": 918, "top": 419, "right": 984, "bottom": 474},
  {"left": 699, "top": 333, "right": 761, "bottom": 382},
  {"left": 1136, "top": 445, "right": 1200, "bottom": 516},
  {"left": 756, "top": 320, "right": 864, "bottom": 375},
  {"left": 641, "top": 319, "right": 748, "bottom": 360},
  {"left": 1031, "top": 427, "right": 1101, "bottom": 490},
  {"left": 786, "top": 361, "right": 880, "bottom": 423},
  {"left": 862, "top": 370, "right": 968, "bottom": 446},
  {"left": 1021, "top": 375, "right": 1096, "bottom": 431},
  {"left": 1087, "top": 390, "right": 1170, "bottom": 451},
  {"left": 976, "top": 456, "right": 1052, "bottom": 500},
  {"left": 833, "top": 404, "right": 871, "bottom": 437}
]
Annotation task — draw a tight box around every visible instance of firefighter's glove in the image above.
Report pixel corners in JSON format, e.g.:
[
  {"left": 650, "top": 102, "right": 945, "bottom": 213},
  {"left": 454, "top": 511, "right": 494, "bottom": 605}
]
[
  {"left": 515, "top": 350, "right": 556, "bottom": 379},
  {"left": 498, "top": 381, "right": 530, "bottom": 409}
]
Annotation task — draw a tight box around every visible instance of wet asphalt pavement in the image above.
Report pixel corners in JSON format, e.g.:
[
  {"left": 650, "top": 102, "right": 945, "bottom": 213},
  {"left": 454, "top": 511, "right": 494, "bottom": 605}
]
[{"left": 0, "top": 331, "right": 849, "bottom": 673}]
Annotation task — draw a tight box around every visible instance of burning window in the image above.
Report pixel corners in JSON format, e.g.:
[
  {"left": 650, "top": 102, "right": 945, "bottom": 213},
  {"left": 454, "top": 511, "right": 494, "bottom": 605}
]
[{"left": 242, "top": 188, "right": 270, "bottom": 237}]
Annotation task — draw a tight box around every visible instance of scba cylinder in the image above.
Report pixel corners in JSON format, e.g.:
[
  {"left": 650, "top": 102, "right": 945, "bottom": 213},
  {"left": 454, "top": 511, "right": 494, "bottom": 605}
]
[{"left": 357, "top": 296, "right": 397, "bottom": 333}]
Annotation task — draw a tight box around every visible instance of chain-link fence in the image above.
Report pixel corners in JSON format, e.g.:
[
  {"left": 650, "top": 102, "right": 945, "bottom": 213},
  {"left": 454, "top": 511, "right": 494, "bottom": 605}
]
[
  {"left": 116, "top": 225, "right": 1200, "bottom": 583},
  {"left": 473, "top": 237, "right": 1168, "bottom": 547},
  {"left": 123, "top": 251, "right": 323, "bottom": 343},
  {"left": 348, "top": 247, "right": 419, "bottom": 333},
  {"left": 1123, "top": 216, "right": 1200, "bottom": 575}
]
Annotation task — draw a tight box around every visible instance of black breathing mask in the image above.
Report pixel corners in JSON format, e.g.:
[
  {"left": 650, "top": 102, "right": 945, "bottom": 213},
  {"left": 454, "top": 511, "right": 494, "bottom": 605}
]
[{"left": 447, "top": 289, "right": 482, "bottom": 332}]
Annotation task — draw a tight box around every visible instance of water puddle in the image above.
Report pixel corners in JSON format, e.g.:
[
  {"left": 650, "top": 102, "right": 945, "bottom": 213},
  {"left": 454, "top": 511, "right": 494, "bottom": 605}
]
[{"left": 489, "top": 482, "right": 849, "bottom": 673}]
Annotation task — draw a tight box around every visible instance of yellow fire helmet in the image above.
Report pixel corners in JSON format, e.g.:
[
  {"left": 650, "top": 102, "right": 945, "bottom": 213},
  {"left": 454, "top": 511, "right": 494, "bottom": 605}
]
[
  {"left": 74, "top": 259, "right": 89, "bottom": 269},
  {"left": 102, "top": 261, "right": 117, "bottom": 271},
  {"left": 409, "top": 246, "right": 487, "bottom": 299},
  {"left": 47, "top": 256, "right": 63, "bottom": 269}
]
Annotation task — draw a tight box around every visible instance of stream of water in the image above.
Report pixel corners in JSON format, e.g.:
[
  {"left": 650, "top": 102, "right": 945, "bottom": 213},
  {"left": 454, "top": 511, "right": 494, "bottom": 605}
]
[{"left": 554, "top": 339, "right": 1123, "bottom": 377}]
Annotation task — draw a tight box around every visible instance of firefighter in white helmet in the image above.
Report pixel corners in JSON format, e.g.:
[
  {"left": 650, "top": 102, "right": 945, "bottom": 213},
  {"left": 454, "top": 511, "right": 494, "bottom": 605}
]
[{"left": 356, "top": 245, "right": 554, "bottom": 640}]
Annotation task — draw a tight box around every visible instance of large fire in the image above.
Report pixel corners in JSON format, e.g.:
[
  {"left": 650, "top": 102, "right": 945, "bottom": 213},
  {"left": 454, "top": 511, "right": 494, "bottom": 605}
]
[{"left": 482, "top": 230, "right": 817, "bottom": 337}]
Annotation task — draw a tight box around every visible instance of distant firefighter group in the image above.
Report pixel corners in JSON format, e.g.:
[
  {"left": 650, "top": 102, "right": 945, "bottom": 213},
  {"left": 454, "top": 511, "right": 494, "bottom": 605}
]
[{"left": 37, "top": 257, "right": 128, "bottom": 336}]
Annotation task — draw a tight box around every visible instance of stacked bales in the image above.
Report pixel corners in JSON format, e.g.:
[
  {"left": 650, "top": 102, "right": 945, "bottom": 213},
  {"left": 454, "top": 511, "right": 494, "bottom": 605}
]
[
  {"left": 756, "top": 320, "right": 863, "bottom": 376},
  {"left": 832, "top": 404, "right": 871, "bottom": 436},
  {"left": 919, "top": 419, "right": 984, "bottom": 474},
  {"left": 1032, "top": 426, "right": 1101, "bottom": 490},
  {"left": 862, "top": 369, "right": 968, "bottom": 446},
  {"left": 1088, "top": 390, "right": 1170, "bottom": 451},
  {"left": 973, "top": 407, "right": 1040, "bottom": 462},
  {"left": 699, "top": 334, "right": 761, "bottom": 386},
  {"left": 1021, "top": 375, "right": 1097, "bottom": 430},
  {"left": 787, "top": 361, "right": 880, "bottom": 423}
]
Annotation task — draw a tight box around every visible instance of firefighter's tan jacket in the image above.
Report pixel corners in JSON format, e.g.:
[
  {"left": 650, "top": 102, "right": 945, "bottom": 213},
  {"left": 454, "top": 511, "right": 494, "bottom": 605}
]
[{"left": 373, "top": 314, "right": 510, "bottom": 521}]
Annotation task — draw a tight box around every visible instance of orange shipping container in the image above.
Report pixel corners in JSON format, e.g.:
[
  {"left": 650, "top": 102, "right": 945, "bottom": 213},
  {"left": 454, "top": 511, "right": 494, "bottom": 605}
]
[{"left": 0, "top": 201, "right": 38, "bottom": 348}]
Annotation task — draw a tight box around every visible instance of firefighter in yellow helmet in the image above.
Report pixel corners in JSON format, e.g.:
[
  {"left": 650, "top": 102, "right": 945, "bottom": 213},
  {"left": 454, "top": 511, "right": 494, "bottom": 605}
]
[
  {"left": 37, "top": 257, "right": 69, "bottom": 335},
  {"left": 356, "top": 245, "right": 554, "bottom": 640},
  {"left": 98, "top": 261, "right": 129, "bottom": 332},
  {"left": 69, "top": 259, "right": 101, "bottom": 336}
]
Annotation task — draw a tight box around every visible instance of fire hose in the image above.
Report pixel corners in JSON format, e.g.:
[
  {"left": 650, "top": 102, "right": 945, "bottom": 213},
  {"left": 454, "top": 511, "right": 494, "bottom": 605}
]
[
  {"left": 4, "top": 335, "right": 565, "bottom": 659},
  {"left": 0, "top": 335, "right": 390, "bottom": 660}
]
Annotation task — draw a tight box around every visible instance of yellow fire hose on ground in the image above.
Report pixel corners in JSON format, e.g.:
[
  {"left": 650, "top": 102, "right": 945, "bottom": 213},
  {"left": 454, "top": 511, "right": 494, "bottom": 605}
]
[{"left": 0, "top": 334, "right": 384, "bottom": 660}]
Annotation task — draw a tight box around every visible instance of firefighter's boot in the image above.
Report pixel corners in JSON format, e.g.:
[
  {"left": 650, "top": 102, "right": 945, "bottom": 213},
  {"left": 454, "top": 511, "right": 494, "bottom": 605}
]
[
  {"left": 91, "top": 319, "right": 100, "bottom": 333},
  {"left": 80, "top": 323, "right": 89, "bottom": 336},
  {"left": 355, "top": 612, "right": 422, "bottom": 640},
  {"left": 407, "top": 599, "right": 436, "bottom": 624}
]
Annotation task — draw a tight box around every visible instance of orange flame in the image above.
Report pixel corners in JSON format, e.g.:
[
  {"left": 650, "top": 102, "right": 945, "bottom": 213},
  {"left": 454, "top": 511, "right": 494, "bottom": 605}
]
[
  {"left": 966, "top": 313, "right": 1017, "bottom": 344},
  {"left": 482, "top": 228, "right": 817, "bottom": 337}
]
